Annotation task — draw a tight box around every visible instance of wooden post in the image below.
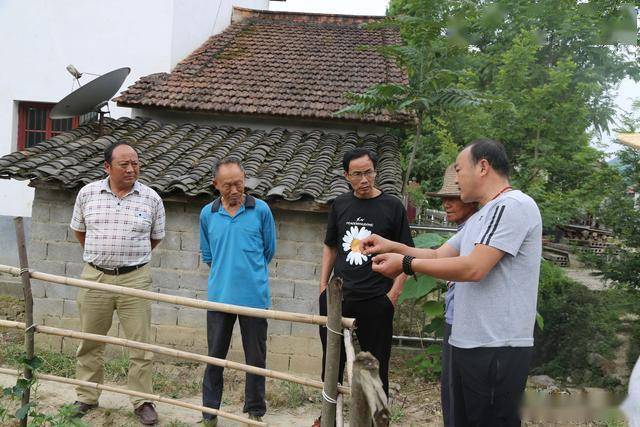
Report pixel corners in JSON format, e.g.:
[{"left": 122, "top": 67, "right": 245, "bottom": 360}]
[
  {"left": 321, "top": 277, "right": 343, "bottom": 427},
  {"left": 350, "top": 352, "right": 390, "bottom": 427},
  {"left": 14, "top": 217, "right": 34, "bottom": 427}
]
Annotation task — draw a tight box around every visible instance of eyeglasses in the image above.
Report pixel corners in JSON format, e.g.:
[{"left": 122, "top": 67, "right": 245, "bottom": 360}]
[{"left": 348, "top": 169, "right": 376, "bottom": 179}]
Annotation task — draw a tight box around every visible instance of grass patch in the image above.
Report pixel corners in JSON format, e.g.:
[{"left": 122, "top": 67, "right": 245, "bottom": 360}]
[
  {"left": 0, "top": 342, "right": 75, "bottom": 378},
  {"left": 389, "top": 404, "right": 406, "bottom": 423},
  {"left": 153, "top": 363, "right": 201, "bottom": 398},
  {"left": 104, "top": 354, "right": 201, "bottom": 398},
  {"left": 266, "top": 381, "right": 314, "bottom": 409},
  {"left": 104, "top": 353, "right": 130, "bottom": 383}
]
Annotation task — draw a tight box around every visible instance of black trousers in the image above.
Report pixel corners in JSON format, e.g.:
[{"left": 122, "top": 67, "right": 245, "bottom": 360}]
[
  {"left": 451, "top": 346, "right": 533, "bottom": 427},
  {"left": 441, "top": 322, "right": 454, "bottom": 426},
  {"left": 202, "top": 311, "right": 267, "bottom": 419},
  {"left": 318, "top": 290, "right": 395, "bottom": 396}
]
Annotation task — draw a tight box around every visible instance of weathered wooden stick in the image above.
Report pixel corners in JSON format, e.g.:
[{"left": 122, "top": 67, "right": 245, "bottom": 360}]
[
  {"left": 0, "top": 319, "right": 350, "bottom": 395},
  {"left": 13, "top": 217, "right": 33, "bottom": 427},
  {"left": 0, "top": 367, "right": 265, "bottom": 426},
  {"left": 0, "top": 264, "right": 355, "bottom": 329},
  {"left": 321, "top": 277, "right": 343, "bottom": 427},
  {"left": 336, "top": 393, "right": 344, "bottom": 427},
  {"left": 344, "top": 328, "right": 355, "bottom": 386},
  {"left": 350, "top": 352, "right": 390, "bottom": 427}
]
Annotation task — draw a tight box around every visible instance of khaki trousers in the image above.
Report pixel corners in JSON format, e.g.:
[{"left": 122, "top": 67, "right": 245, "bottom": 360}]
[{"left": 75, "top": 264, "right": 153, "bottom": 407}]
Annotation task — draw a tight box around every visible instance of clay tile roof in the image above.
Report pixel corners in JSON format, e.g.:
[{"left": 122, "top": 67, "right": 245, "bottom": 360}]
[
  {"left": 115, "top": 7, "right": 408, "bottom": 125},
  {"left": 0, "top": 117, "right": 403, "bottom": 204}
]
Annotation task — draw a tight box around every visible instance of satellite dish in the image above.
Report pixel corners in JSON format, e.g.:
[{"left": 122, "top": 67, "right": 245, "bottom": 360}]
[{"left": 50, "top": 67, "right": 130, "bottom": 119}]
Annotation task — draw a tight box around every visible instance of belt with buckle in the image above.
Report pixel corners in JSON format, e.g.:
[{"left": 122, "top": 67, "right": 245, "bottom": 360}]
[{"left": 89, "top": 262, "right": 147, "bottom": 275}]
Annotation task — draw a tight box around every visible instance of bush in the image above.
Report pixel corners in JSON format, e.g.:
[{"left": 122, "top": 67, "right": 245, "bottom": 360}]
[
  {"left": 531, "top": 261, "right": 640, "bottom": 388},
  {"left": 532, "top": 261, "right": 621, "bottom": 387}
]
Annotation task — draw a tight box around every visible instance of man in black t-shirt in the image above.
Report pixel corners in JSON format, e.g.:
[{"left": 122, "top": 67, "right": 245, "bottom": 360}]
[{"left": 316, "top": 148, "right": 413, "bottom": 420}]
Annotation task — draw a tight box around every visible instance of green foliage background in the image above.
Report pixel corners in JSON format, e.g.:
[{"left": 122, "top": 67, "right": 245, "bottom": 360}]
[{"left": 382, "top": 0, "right": 638, "bottom": 228}]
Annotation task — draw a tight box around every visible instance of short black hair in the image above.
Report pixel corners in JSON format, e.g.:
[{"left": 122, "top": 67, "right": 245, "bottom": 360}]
[
  {"left": 466, "top": 139, "right": 509, "bottom": 177},
  {"left": 342, "top": 148, "right": 378, "bottom": 172},
  {"left": 104, "top": 141, "right": 136, "bottom": 164},
  {"left": 214, "top": 157, "right": 245, "bottom": 178}
]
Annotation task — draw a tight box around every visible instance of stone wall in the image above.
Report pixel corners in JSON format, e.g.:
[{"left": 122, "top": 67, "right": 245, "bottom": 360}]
[{"left": 25, "top": 187, "right": 326, "bottom": 376}]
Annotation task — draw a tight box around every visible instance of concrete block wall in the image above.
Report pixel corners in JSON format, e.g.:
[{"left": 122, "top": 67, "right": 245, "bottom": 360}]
[{"left": 25, "top": 188, "right": 327, "bottom": 376}]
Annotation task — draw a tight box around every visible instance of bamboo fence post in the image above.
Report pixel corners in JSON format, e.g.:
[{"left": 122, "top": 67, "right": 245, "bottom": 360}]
[
  {"left": 14, "top": 217, "right": 34, "bottom": 427},
  {"left": 321, "top": 277, "right": 343, "bottom": 427},
  {"left": 350, "top": 352, "right": 390, "bottom": 427},
  {"left": 0, "top": 368, "right": 266, "bottom": 426},
  {"left": 0, "top": 319, "right": 351, "bottom": 395},
  {"left": 0, "top": 264, "right": 355, "bottom": 329}
]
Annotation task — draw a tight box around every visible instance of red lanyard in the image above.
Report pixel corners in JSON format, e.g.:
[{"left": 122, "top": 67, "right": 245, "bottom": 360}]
[{"left": 490, "top": 186, "right": 512, "bottom": 202}]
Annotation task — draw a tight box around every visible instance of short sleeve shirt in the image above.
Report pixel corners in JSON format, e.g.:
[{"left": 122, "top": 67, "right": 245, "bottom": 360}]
[
  {"left": 324, "top": 191, "right": 414, "bottom": 301},
  {"left": 446, "top": 190, "right": 542, "bottom": 348},
  {"left": 70, "top": 178, "right": 165, "bottom": 267}
]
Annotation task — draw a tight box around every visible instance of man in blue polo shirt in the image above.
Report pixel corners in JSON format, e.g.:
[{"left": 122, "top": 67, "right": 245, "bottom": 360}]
[{"left": 199, "top": 158, "right": 276, "bottom": 426}]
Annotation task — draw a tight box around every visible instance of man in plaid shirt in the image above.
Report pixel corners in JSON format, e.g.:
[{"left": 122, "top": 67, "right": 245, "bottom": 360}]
[{"left": 68, "top": 141, "right": 165, "bottom": 425}]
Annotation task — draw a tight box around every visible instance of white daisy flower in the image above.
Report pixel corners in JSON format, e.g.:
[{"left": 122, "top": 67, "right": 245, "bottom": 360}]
[{"left": 341, "top": 226, "right": 372, "bottom": 265}]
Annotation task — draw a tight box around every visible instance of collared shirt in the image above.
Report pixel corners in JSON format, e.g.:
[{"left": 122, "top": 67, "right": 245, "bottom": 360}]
[
  {"left": 199, "top": 195, "right": 276, "bottom": 309},
  {"left": 70, "top": 178, "right": 165, "bottom": 268}
]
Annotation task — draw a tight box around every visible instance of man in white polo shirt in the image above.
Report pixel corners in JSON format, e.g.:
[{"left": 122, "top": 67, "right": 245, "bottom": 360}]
[
  {"left": 69, "top": 141, "right": 165, "bottom": 425},
  {"left": 362, "top": 139, "right": 542, "bottom": 426}
]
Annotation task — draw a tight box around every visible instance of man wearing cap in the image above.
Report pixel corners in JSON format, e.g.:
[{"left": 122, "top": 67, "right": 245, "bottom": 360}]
[
  {"left": 69, "top": 141, "right": 165, "bottom": 425},
  {"left": 425, "top": 165, "right": 477, "bottom": 427},
  {"left": 361, "top": 139, "right": 542, "bottom": 426}
]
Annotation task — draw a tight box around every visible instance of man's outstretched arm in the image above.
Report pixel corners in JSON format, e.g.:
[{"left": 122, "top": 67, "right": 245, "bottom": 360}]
[
  {"left": 361, "top": 233, "right": 459, "bottom": 259},
  {"left": 372, "top": 244, "right": 505, "bottom": 282}
]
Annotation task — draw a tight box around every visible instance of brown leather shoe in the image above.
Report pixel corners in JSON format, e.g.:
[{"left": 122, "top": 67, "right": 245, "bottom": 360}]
[
  {"left": 70, "top": 401, "right": 98, "bottom": 417},
  {"left": 134, "top": 402, "right": 158, "bottom": 425}
]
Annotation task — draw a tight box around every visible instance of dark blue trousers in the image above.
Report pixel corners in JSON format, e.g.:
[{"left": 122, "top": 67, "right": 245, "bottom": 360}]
[{"left": 202, "top": 311, "right": 267, "bottom": 420}]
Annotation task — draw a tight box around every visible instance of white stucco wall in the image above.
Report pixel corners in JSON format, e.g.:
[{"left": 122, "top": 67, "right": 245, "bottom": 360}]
[
  {"left": 0, "top": 0, "right": 268, "bottom": 217},
  {"left": 171, "top": 0, "right": 269, "bottom": 68}
]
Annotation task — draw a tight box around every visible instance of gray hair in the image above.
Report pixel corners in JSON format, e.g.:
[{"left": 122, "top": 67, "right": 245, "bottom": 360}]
[{"left": 213, "top": 157, "right": 245, "bottom": 178}]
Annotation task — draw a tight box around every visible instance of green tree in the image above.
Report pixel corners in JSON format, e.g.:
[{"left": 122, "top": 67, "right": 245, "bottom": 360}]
[
  {"left": 336, "top": 2, "right": 483, "bottom": 195},
  {"left": 585, "top": 100, "right": 640, "bottom": 289},
  {"left": 387, "top": 0, "right": 638, "bottom": 225}
]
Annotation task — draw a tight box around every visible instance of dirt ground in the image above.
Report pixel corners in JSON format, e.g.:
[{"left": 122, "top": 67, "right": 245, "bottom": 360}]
[
  {"left": 0, "top": 278, "right": 628, "bottom": 427},
  {"left": 0, "top": 350, "right": 441, "bottom": 426}
]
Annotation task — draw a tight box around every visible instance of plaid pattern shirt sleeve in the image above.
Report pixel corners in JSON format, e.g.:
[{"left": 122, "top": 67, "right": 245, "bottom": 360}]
[
  {"left": 150, "top": 191, "right": 166, "bottom": 240},
  {"left": 70, "top": 187, "right": 87, "bottom": 232}
]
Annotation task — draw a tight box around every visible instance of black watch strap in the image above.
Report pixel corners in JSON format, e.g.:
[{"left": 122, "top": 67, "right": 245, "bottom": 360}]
[{"left": 402, "top": 255, "right": 415, "bottom": 275}]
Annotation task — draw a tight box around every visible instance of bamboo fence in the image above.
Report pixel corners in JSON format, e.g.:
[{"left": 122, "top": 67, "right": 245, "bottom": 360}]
[
  {"left": 0, "top": 367, "right": 265, "bottom": 426},
  {"left": 0, "top": 264, "right": 355, "bottom": 329},
  {"left": 0, "top": 218, "right": 364, "bottom": 426},
  {"left": 0, "top": 319, "right": 350, "bottom": 395}
]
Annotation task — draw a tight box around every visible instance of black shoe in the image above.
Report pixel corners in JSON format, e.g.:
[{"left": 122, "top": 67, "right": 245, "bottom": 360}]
[
  {"left": 70, "top": 401, "right": 98, "bottom": 417},
  {"left": 134, "top": 402, "right": 158, "bottom": 425}
]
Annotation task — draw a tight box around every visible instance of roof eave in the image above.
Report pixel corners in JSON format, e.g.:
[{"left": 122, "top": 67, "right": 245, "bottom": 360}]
[{"left": 115, "top": 102, "right": 413, "bottom": 127}]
